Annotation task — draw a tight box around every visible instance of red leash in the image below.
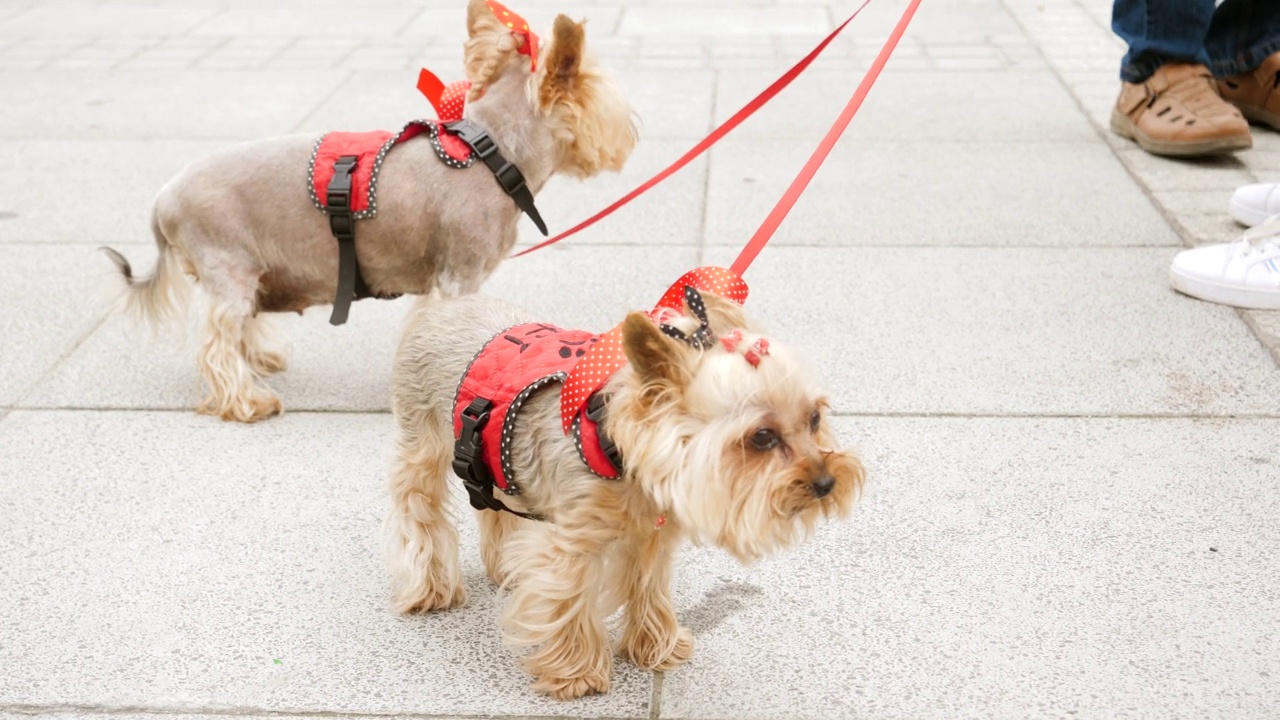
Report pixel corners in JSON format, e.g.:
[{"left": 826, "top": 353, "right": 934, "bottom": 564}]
[
  {"left": 513, "top": 0, "right": 874, "bottom": 258},
  {"left": 733, "top": 0, "right": 923, "bottom": 274}
]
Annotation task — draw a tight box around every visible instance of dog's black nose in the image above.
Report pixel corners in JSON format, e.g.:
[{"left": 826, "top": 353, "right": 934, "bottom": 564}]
[{"left": 811, "top": 475, "right": 835, "bottom": 498}]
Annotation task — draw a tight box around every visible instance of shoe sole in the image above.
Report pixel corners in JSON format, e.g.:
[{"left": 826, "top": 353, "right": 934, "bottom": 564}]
[
  {"left": 1110, "top": 108, "right": 1252, "bottom": 157},
  {"left": 1237, "top": 102, "right": 1280, "bottom": 132},
  {"left": 1169, "top": 266, "right": 1280, "bottom": 310},
  {"left": 1229, "top": 196, "right": 1273, "bottom": 228}
]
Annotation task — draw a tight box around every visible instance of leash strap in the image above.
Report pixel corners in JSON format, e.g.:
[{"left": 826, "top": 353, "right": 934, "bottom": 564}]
[
  {"left": 732, "top": 0, "right": 923, "bottom": 274},
  {"left": 512, "top": 0, "right": 873, "bottom": 258},
  {"left": 327, "top": 155, "right": 361, "bottom": 326},
  {"left": 444, "top": 120, "right": 549, "bottom": 236}
]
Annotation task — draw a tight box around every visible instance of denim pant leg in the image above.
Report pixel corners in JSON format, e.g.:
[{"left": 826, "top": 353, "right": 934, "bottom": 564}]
[
  {"left": 1112, "top": 0, "right": 1216, "bottom": 82},
  {"left": 1205, "top": 0, "right": 1280, "bottom": 77}
]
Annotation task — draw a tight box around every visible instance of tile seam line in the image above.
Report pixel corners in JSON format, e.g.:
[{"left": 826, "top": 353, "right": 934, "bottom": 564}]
[
  {"left": 0, "top": 705, "right": 645, "bottom": 720},
  {"left": 395, "top": 6, "right": 430, "bottom": 40},
  {"left": 998, "top": 0, "right": 1280, "bottom": 371},
  {"left": 7, "top": 313, "right": 112, "bottom": 414},
  {"left": 288, "top": 68, "right": 357, "bottom": 134},
  {"left": 648, "top": 670, "right": 664, "bottom": 720}
]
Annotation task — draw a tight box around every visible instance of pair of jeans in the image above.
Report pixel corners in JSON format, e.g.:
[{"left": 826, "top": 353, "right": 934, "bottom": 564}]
[{"left": 1113, "top": 0, "right": 1280, "bottom": 82}]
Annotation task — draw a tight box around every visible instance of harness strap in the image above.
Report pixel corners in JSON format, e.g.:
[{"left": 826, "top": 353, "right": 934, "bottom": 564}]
[
  {"left": 326, "top": 155, "right": 370, "bottom": 326},
  {"left": 453, "top": 398, "right": 544, "bottom": 521},
  {"left": 585, "top": 393, "right": 623, "bottom": 475},
  {"left": 444, "top": 120, "right": 548, "bottom": 236}
]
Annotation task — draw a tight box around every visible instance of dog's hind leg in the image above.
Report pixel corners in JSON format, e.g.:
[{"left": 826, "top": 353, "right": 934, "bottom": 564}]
[
  {"left": 477, "top": 510, "right": 520, "bottom": 586},
  {"left": 386, "top": 409, "right": 466, "bottom": 613},
  {"left": 241, "top": 313, "right": 288, "bottom": 375},
  {"left": 195, "top": 261, "right": 283, "bottom": 423}
]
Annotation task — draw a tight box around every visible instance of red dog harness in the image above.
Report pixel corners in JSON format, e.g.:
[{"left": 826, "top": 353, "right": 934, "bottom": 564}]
[
  {"left": 452, "top": 323, "right": 622, "bottom": 519},
  {"left": 312, "top": 75, "right": 547, "bottom": 326}
]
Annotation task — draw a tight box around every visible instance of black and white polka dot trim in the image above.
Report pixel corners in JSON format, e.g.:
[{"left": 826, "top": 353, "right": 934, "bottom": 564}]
[
  {"left": 498, "top": 372, "right": 567, "bottom": 496},
  {"left": 307, "top": 120, "right": 476, "bottom": 221}
]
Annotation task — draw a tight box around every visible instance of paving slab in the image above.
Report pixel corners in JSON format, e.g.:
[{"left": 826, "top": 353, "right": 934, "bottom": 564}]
[
  {"left": 0, "top": 245, "right": 112, "bottom": 407},
  {"left": 619, "top": 6, "right": 830, "bottom": 37},
  {"left": 23, "top": 246, "right": 700, "bottom": 413},
  {"left": 0, "top": 3, "right": 216, "bottom": 37},
  {"left": 694, "top": 246, "right": 1280, "bottom": 415},
  {"left": 715, "top": 69, "right": 1097, "bottom": 142},
  {"left": 514, "top": 139, "right": 707, "bottom": 246},
  {"left": 0, "top": 410, "right": 651, "bottom": 717},
  {"left": 704, "top": 139, "right": 1179, "bottom": 247},
  {"left": 661, "top": 416, "right": 1280, "bottom": 720},
  {"left": 0, "top": 71, "right": 341, "bottom": 141},
  {"left": 192, "top": 3, "right": 425, "bottom": 38},
  {"left": 0, "top": 140, "right": 228, "bottom": 245}
]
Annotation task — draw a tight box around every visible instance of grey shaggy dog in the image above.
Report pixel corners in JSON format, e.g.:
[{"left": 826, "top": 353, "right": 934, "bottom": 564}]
[{"left": 102, "top": 0, "right": 637, "bottom": 423}]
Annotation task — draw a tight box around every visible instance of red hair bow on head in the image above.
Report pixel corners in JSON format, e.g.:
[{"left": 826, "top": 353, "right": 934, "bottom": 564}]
[{"left": 486, "top": 0, "right": 539, "bottom": 71}]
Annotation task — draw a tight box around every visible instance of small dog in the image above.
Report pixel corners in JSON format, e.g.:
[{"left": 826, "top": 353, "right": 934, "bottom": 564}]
[
  {"left": 102, "top": 0, "right": 636, "bottom": 423},
  {"left": 386, "top": 280, "right": 865, "bottom": 699}
]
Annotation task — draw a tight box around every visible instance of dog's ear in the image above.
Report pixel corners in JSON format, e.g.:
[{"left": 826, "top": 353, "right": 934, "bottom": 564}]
[
  {"left": 699, "top": 291, "right": 753, "bottom": 336},
  {"left": 622, "top": 311, "right": 687, "bottom": 391},
  {"left": 539, "top": 15, "right": 584, "bottom": 102}
]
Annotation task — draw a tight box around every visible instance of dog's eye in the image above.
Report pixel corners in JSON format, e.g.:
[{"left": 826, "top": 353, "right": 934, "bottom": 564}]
[
  {"left": 749, "top": 427, "right": 780, "bottom": 450},
  {"left": 809, "top": 409, "right": 821, "bottom": 432}
]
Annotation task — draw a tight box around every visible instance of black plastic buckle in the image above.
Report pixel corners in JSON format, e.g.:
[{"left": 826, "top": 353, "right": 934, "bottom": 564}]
[
  {"left": 586, "top": 393, "right": 624, "bottom": 475},
  {"left": 444, "top": 120, "right": 498, "bottom": 159},
  {"left": 492, "top": 162, "right": 527, "bottom": 195},
  {"left": 453, "top": 398, "right": 496, "bottom": 511}
]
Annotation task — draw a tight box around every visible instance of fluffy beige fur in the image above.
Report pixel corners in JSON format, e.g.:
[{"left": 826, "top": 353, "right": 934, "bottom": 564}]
[
  {"left": 101, "top": 0, "right": 637, "bottom": 423},
  {"left": 387, "top": 292, "right": 865, "bottom": 700}
]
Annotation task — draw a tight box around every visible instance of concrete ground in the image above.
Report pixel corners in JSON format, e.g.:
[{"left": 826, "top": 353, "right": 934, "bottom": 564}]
[{"left": 1, "top": 0, "right": 1278, "bottom": 718}]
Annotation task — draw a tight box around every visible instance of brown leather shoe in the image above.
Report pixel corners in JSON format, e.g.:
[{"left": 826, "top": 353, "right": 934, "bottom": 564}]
[
  {"left": 1218, "top": 51, "right": 1280, "bottom": 131},
  {"left": 1111, "top": 63, "right": 1251, "bottom": 157}
]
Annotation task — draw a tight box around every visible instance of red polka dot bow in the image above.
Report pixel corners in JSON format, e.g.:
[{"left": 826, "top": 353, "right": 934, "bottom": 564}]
[
  {"left": 416, "top": 70, "right": 471, "bottom": 123},
  {"left": 486, "top": 0, "right": 539, "bottom": 72},
  {"left": 559, "top": 267, "right": 750, "bottom": 433}
]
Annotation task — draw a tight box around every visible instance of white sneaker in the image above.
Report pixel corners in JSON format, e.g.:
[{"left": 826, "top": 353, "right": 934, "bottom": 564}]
[
  {"left": 1229, "top": 182, "right": 1280, "bottom": 227},
  {"left": 1169, "top": 216, "right": 1280, "bottom": 309}
]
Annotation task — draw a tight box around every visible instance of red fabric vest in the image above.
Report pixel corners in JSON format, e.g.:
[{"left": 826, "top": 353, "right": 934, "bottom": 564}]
[
  {"left": 308, "top": 120, "right": 474, "bottom": 219},
  {"left": 453, "top": 322, "right": 621, "bottom": 497}
]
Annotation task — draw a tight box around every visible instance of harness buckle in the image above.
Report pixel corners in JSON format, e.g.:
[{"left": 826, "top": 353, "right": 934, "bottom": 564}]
[
  {"left": 453, "top": 398, "right": 496, "bottom": 512},
  {"left": 492, "top": 161, "right": 527, "bottom": 195},
  {"left": 443, "top": 120, "right": 498, "bottom": 159}
]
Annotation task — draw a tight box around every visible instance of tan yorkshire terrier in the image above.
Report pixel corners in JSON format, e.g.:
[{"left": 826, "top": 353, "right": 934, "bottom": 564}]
[
  {"left": 101, "top": 0, "right": 636, "bottom": 423},
  {"left": 386, "top": 273, "right": 865, "bottom": 699}
]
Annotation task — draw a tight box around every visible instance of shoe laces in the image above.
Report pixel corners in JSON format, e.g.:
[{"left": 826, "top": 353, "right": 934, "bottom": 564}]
[{"left": 1236, "top": 215, "right": 1280, "bottom": 257}]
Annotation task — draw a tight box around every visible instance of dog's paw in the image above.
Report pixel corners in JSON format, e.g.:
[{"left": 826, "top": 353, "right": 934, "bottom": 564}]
[
  {"left": 621, "top": 625, "right": 695, "bottom": 671},
  {"left": 199, "top": 388, "right": 283, "bottom": 423},
  {"left": 247, "top": 349, "right": 288, "bottom": 375},
  {"left": 393, "top": 584, "right": 467, "bottom": 614},
  {"left": 531, "top": 670, "right": 611, "bottom": 700}
]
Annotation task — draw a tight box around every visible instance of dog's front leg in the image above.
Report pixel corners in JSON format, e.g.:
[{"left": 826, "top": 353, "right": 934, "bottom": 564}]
[
  {"left": 618, "top": 527, "right": 694, "bottom": 671},
  {"left": 502, "top": 523, "right": 612, "bottom": 700}
]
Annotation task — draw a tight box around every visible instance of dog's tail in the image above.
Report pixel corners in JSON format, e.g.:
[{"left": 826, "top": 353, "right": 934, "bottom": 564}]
[{"left": 101, "top": 212, "right": 192, "bottom": 332}]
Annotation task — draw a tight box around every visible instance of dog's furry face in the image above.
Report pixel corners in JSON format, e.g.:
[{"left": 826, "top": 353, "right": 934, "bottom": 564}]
[
  {"left": 608, "top": 303, "right": 865, "bottom": 563},
  {"left": 464, "top": 0, "right": 637, "bottom": 179}
]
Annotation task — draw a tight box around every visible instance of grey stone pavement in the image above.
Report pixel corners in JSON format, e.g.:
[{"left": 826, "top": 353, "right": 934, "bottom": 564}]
[{"left": 1, "top": 0, "right": 1279, "bottom": 717}]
